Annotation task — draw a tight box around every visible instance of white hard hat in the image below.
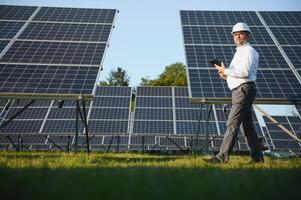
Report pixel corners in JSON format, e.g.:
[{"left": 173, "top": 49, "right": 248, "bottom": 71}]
[{"left": 231, "top": 22, "right": 251, "bottom": 34}]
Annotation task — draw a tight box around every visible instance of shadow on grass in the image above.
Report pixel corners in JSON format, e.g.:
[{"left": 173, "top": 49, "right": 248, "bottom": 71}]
[
  {"left": 0, "top": 167, "right": 300, "bottom": 200},
  {"left": 90, "top": 156, "right": 179, "bottom": 164}
]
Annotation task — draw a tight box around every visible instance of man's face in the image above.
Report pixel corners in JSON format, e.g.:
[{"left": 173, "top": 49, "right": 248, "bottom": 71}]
[{"left": 232, "top": 31, "right": 249, "bottom": 47}]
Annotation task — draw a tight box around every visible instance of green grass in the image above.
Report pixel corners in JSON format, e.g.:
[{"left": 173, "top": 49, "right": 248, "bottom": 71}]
[{"left": 0, "top": 151, "right": 300, "bottom": 200}]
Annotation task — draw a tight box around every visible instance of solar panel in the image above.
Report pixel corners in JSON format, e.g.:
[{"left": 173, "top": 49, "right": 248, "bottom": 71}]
[
  {"left": 180, "top": 11, "right": 261, "bottom": 26},
  {"left": 259, "top": 11, "right": 301, "bottom": 26},
  {"left": 0, "top": 99, "right": 50, "bottom": 134},
  {"left": 282, "top": 46, "right": 301, "bottom": 69},
  {"left": 34, "top": 7, "right": 116, "bottom": 23},
  {"left": 181, "top": 10, "right": 301, "bottom": 104},
  {"left": 182, "top": 26, "right": 274, "bottom": 45},
  {"left": 0, "top": 21, "right": 25, "bottom": 39},
  {"left": 19, "top": 23, "right": 112, "bottom": 42},
  {"left": 0, "top": 5, "right": 117, "bottom": 100},
  {"left": 0, "top": 5, "right": 37, "bottom": 20},
  {"left": 0, "top": 64, "right": 98, "bottom": 94},
  {"left": 263, "top": 115, "right": 301, "bottom": 151},
  {"left": 87, "top": 86, "right": 132, "bottom": 135},
  {"left": 133, "top": 86, "right": 174, "bottom": 135},
  {"left": 1, "top": 41, "right": 106, "bottom": 65},
  {"left": 0, "top": 40, "right": 9, "bottom": 54},
  {"left": 269, "top": 27, "right": 301, "bottom": 45}
]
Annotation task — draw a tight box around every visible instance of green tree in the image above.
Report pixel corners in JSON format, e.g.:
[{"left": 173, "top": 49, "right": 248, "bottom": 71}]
[
  {"left": 140, "top": 62, "right": 187, "bottom": 86},
  {"left": 98, "top": 67, "right": 130, "bottom": 86}
]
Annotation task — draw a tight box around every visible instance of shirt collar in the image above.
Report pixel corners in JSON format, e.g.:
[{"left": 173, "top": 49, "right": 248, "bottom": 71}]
[{"left": 236, "top": 42, "right": 250, "bottom": 51}]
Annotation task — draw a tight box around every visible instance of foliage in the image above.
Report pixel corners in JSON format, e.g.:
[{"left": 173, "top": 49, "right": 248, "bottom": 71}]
[
  {"left": 140, "top": 62, "right": 187, "bottom": 86},
  {"left": 99, "top": 67, "right": 130, "bottom": 86}
]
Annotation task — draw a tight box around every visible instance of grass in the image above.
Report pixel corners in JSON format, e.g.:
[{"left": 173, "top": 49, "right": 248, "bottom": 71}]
[{"left": 0, "top": 151, "right": 300, "bottom": 200}]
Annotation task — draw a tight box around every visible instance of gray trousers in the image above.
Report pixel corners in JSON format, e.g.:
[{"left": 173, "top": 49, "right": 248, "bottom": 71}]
[{"left": 217, "top": 82, "right": 263, "bottom": 161}]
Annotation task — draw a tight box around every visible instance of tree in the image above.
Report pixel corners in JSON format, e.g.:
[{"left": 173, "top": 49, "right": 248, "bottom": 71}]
[
  {"left": 98, "top": 67, "right": 130, "bottom": 86},
  {"left": 140, "top": 62, "right": 187, "bottom": 86}
]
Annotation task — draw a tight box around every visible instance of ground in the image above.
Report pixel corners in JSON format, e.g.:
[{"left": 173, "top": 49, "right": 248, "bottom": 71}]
[{"left": 0, "top": 151, "right": 300, "bottom": 200}]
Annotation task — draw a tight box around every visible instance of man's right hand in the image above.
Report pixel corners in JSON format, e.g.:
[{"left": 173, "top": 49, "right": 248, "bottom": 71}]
[{"left": 219, "top": 71, "right": 227, "bottom": 80}]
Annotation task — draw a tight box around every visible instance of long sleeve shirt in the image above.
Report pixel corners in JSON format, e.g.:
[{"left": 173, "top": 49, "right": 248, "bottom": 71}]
[{"left": 224, "top": 43, "right": 259, "bottom": 90}]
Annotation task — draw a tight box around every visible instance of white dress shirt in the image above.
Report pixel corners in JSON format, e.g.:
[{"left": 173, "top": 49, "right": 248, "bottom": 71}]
[{"left": 224, "top": 43, "right": 259, "bottom": 90}]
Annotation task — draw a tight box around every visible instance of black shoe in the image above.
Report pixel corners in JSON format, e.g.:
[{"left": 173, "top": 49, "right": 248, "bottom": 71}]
[
  {"left": 202, "top": 156, "right": 223, "bottom": 163},
  {"left": 245, "top": 157, "right": 264, "bottom": 164}
]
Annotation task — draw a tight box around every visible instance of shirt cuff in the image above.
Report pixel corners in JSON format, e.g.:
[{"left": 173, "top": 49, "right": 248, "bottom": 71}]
[{"left": 224, "top": 68, "right": 231, "bottom": 76}]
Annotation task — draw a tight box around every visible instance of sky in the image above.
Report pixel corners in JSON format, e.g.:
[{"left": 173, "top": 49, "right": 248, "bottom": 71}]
[{"left": 1, "top": 0, "right": 301, "bottom": 116}]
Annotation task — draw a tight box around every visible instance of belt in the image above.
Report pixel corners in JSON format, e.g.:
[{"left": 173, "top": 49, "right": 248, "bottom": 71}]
[{"left": 232, "top": 81, "right": 255, "bottom": 91}]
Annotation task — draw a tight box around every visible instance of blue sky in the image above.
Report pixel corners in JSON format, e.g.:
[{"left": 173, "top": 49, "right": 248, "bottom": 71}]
[{"left": 2, "top": 0, "right": 301, "bottom": 86}]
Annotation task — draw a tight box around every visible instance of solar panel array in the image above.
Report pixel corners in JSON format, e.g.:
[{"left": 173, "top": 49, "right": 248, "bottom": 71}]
[
  {"left": 1, "top": 86, "right": 300, "bottom": 152},
  {"left": 180, "top": 10, "right": 301, "bottom": 104},
  {"left": 263, "top": 115, "right": 301, "bottom": 151},
  {"left": 0, "top": 5, "right": 117, "bottom": 99}
]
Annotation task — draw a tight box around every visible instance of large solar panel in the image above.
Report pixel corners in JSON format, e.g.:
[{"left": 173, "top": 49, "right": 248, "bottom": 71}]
[
  {"left": 0, "top": 5, "right": 117, "bottom": 100},
  {"left": 0, "top": 99, "right": 50, "bottom": 134},
  {"left": 133, "top": 86, "right": 174, "bottom": 135},
  {"left": 263, "top": 115, "right": 301, "bottom": 151},
  {"left": 180, "top": 10, "right": 301, "bottom": 104},
  {"left": 87, "top": 86, "right": 132, "bottom": 135}
]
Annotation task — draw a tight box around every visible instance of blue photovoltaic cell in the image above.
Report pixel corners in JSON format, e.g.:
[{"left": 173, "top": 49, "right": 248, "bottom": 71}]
[
  {"left": 133, "top": 120, "right": 174, "bottom": 135},
  {"left": 259, "top": 11, "right": 301, "bottom": 26},
  {"left": 282, "top": 46, "right": 301, "bottom": 69},
  {"left": 180, "top": 11, "right": 262, "bottom": 26},
  {"left": 88, "top": 120, "right": 129, "bottom": 134},
  {"left": 4, "top": 107, "right": 48, "bottom": 119},
  {"left": 270, "top": 27, "right": 301, "bottom": 45},
  {"left": 92, "top": 97, "right": 130, "bottom": 108},
  {"left": 0, "top": 40, "right": 9, "bottom": 54},
  {"left": 0, "top": 64, "right": 98, "bottom": 94},
  {"left": 0, "top": 5, "right": 37, "bottom": 20},
  {"left": 19, "top": 22, "right": 112, "bottom": 42},
  {"left": 0, "top": 21, "right": 25, "bottom": 39},
  {"left": 0, "top": 120, "right": 43, "bottom": 133},
  {"left": 176, "top": 121, "right": 217, "bottom": 135},
  {"left": 185, "top": 45, "right": 290, "bottom": 69},
  {"left": 1, "top": 41, "right": 106, "bottom": 65},
  {"left": 34, "top": 7, "right": 116, "bottom": 23},
  {"left": 137, "top": 86, "right": 172, "bottom": 96},
  {"left": 174, "top": 87, "right": 189, "bottom": 96},
  {"left": 175, "top": 109, "right": 215, "bottom": 121},
  {"left": 89, "top": 108, "right": 130, "bottom": 120},
  {"left": 42, "top": 120, "right": 84, "bottom": 133},
  {"left": 182, "top": 26, "right": 274, "bottom": 45},
  {"left": 95, "top": 86, "right": 132, "bottom": 96},
  {"left": 135, "top": 108, "right": 173, "bottom": 120},
  {"left": 135, "top": 97, "right": 172, "bottom": 108}
]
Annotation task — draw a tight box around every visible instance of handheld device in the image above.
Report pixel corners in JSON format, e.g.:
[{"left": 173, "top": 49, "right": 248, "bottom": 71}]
[{"left": 209, "top": 59, "right": 221, "bottom": 67}]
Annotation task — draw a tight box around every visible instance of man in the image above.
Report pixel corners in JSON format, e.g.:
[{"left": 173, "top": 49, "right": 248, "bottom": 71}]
[{"left": 204, "top": 22, "right": 264, "bottom": 163}]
